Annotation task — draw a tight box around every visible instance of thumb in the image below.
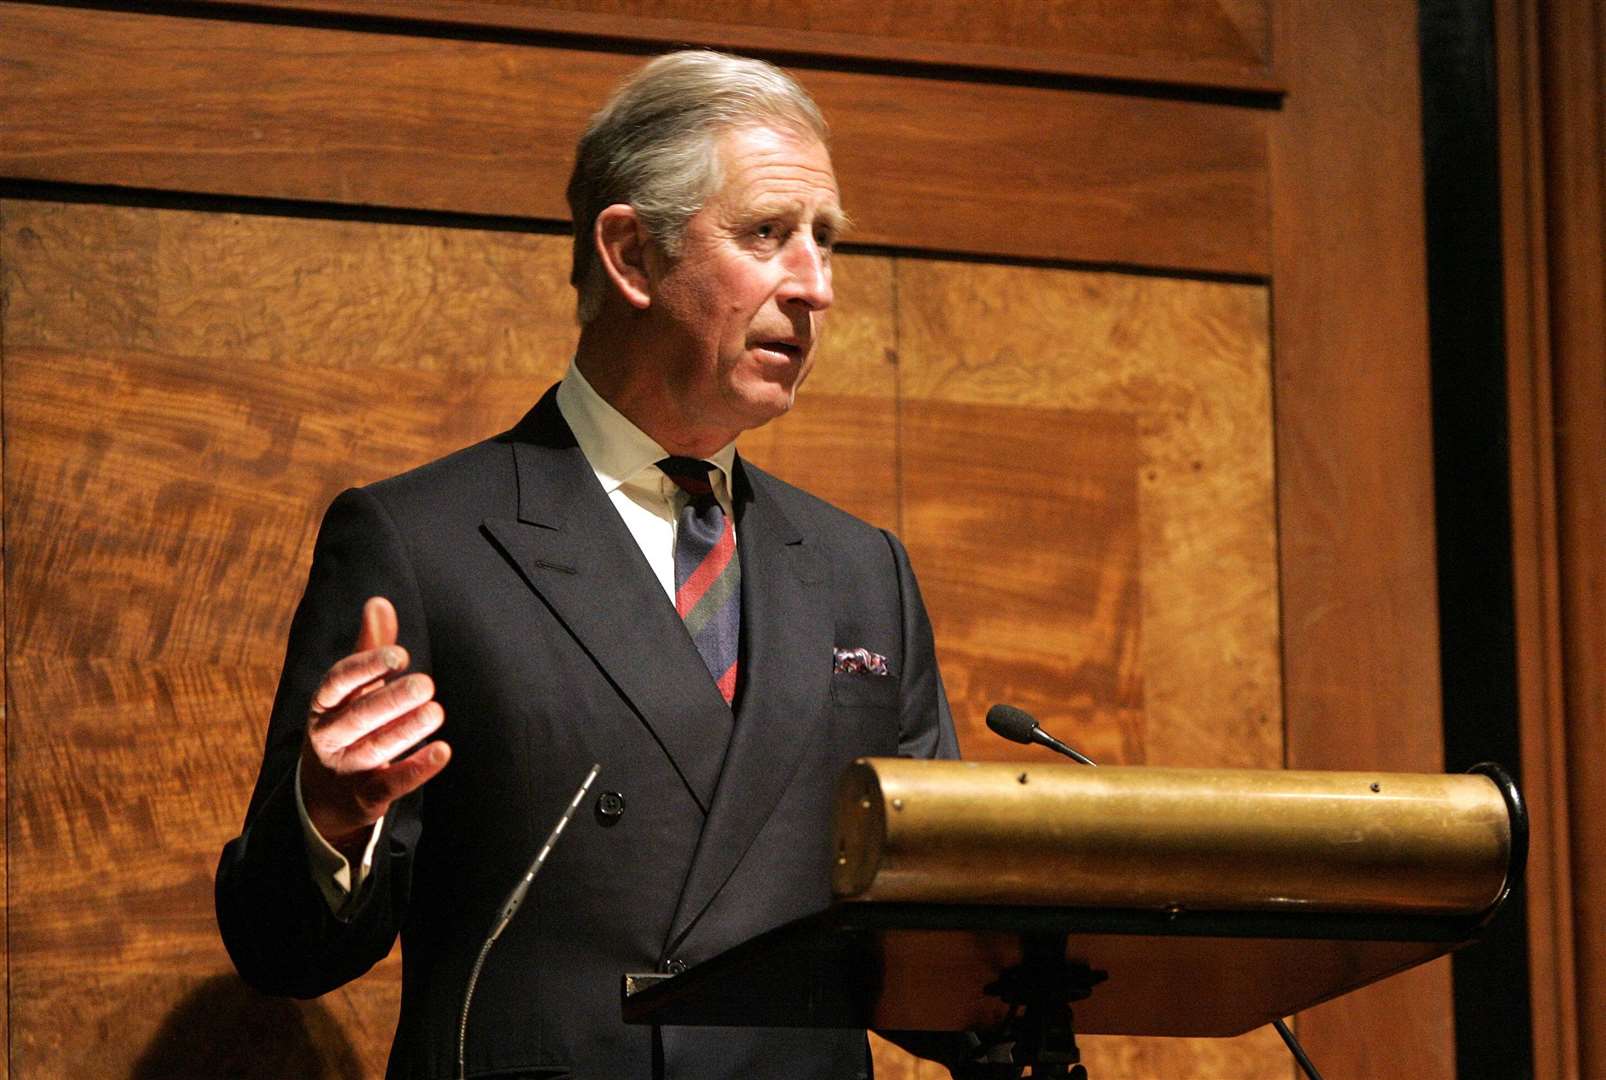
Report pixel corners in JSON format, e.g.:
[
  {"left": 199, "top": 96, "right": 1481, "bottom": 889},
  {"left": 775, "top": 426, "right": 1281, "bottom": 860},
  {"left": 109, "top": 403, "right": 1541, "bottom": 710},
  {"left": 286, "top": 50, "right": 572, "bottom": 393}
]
[{"left": 355, "top": 596, "right": 399, "bottom": 654}]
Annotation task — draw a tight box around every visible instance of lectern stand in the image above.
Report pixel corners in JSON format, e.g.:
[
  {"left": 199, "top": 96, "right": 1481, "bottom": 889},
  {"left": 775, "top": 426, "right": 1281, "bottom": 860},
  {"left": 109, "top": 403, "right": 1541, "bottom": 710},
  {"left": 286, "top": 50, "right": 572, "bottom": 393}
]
[{"left": 623, "top": 760, "right": 1524, "bottom": 1078}]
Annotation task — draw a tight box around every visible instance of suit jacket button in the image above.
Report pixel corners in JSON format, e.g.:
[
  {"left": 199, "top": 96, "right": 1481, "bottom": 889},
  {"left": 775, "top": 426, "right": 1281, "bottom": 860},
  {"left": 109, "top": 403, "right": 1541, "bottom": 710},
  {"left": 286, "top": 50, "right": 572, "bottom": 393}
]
[
  {"left": 596, "top": 791, "right": 626, "bottom": 824},
  {"left": 662, "top": 958, "right": 688, "bottom": 975}
]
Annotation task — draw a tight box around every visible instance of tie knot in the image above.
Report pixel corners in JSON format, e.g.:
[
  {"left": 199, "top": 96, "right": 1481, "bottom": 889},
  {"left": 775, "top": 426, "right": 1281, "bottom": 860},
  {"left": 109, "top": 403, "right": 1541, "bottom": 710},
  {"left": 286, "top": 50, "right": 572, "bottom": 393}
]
[{"left": 658, "top": 456, "right": 715, "bottom": 497}]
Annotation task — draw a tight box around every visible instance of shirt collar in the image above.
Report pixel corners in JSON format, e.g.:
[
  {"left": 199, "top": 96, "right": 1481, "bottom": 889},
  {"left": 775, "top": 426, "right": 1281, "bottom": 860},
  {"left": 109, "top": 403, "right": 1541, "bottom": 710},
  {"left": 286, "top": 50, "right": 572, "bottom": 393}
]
[{"left": 555, "top": 361, "right": 737, "bottom": 495}]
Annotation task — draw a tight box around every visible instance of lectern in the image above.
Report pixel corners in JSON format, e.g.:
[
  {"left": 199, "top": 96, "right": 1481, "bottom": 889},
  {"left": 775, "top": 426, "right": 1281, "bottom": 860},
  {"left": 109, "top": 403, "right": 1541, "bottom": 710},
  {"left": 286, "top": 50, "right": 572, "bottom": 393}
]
[{"left": 623, "top": 759, "right": 1523, "bottom": 1077}]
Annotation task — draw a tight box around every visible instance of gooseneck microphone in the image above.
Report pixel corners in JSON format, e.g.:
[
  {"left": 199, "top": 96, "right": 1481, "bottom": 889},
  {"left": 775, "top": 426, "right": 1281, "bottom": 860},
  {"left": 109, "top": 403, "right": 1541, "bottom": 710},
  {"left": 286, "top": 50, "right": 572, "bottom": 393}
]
[
  {"left": 984, "top": 704, "right": 1326, "bottom": 1080},
  {"left": 985, "top": 703, "right": 1098, "bottom": 766},
  {"left": 458, "top": 763, "right": 601, "bottom": 1080}
]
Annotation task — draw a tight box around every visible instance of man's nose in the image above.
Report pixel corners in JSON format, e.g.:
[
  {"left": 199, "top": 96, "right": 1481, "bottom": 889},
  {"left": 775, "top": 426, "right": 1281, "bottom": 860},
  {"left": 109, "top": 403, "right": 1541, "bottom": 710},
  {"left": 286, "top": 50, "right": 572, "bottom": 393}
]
[{"left": 780, "top": 236, "right": 833, "bottom": 311}]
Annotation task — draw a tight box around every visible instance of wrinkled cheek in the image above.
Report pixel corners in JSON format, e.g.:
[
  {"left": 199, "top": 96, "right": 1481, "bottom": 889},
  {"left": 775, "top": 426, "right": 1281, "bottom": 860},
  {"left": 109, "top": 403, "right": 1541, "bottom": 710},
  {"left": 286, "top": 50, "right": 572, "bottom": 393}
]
[{"left": 793, "top": 352, "right": 817, "bottom": 393}]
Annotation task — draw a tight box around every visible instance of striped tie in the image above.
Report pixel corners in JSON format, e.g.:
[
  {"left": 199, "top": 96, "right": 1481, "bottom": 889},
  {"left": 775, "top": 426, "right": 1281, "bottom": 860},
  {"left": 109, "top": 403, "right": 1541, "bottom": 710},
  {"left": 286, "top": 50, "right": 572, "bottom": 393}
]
[{"left": 659, "top": 457, "right": 740, "bottom": 704}]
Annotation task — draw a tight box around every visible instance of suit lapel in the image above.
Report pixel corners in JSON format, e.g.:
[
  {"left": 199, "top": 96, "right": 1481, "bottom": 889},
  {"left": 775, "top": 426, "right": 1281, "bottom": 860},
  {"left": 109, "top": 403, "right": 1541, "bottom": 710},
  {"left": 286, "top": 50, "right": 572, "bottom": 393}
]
[
  {"left": 480, "top": 389, "right": 733, "bottom": 814},
  {"left": 666, "top": 459, "right": 831, "bottom": 950}
]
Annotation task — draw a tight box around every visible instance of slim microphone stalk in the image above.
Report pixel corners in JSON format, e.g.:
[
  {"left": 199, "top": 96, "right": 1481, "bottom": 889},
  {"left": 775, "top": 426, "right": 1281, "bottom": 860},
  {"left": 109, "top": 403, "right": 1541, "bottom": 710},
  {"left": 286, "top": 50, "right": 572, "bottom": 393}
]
[
  {"left": 458, "top": 764, "right": 600, "bottom": 1080},
  {"left": 1031, "top": 727, "right": 1098, "bottom": 767}
]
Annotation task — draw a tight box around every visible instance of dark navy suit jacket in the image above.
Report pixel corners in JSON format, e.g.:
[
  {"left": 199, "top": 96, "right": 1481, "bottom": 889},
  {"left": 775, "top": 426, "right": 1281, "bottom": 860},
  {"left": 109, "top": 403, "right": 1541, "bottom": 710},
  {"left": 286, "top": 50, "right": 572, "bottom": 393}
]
[{"left": 216, "top": 386, "right": 959, "bottom": 1079}]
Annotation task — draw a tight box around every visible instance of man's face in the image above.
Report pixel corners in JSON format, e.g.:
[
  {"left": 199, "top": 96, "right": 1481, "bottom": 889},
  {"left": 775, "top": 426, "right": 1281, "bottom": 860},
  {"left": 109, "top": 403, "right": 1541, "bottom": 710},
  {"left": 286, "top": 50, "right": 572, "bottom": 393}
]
[{"left": 648, "top": 124, "right": 843, "bottom": 444}]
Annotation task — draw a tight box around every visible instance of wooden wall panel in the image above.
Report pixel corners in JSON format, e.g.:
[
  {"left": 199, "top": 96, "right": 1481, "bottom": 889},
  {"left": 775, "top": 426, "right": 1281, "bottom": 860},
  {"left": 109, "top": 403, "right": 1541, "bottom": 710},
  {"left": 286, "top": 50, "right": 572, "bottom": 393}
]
[
  {"left": 2, "top": 202, "right": 577, "bottom": 374},
  {"left": 903, "top": 399, "right": 1146, "bottom": 765},
  {"left": 894, "top": 257, "right": 1283, "bottom": 1079},
  {"left": 0, "top": 199, "right": 545, "bottom": 1074},
  {"left": 0, "top": 203, "right": 1285, "bottom": 1080},
  {"left": 2, "top": 345, "right": 540, "bottom": 664},
  {"left": 1496, "top": 3, "right": 1578, "bottom": 1074},
  {"left": 1499, "top": 0, "right": 1606, "bottom": 1074},
  {"left": 0, "top": 207, "right": 573, "bottom": 666},
  {"left": 1268, "top": 1, "right": 1452, "bottom": 1076},
  {"left": 819, "top": 69, "right": 1269, "bottom": 275},
  {"left": 208, "top": 0, "right": 1278, "bottom": 90},
  {"left": 0, "top": 2, "right": 1272, "bottom": 277},
  {"left": 0, "top": 4, "right": 601, "bottom": 225},
  {"left": 1539, "top": 1, "right": 1606, "bottom": 1072},
  {"left": 0, "top": 346, "right": 546, "bottom": 1075},
  {"left": 5, "top": 657, "right": 391, "bottom": 1078},
  {"left": 897, "top": 259, "right": 1281, "bottom": 770},
  {"left": 0, "top": 202, "right": 8, "bottom": 1080}
]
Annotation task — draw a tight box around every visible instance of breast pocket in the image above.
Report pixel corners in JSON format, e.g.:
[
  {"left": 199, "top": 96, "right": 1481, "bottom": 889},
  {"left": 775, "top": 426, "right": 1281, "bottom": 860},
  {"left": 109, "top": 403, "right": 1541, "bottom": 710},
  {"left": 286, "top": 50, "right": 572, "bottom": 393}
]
[{"left": 830, "top": 672, "right": 900, "bottom": 755}]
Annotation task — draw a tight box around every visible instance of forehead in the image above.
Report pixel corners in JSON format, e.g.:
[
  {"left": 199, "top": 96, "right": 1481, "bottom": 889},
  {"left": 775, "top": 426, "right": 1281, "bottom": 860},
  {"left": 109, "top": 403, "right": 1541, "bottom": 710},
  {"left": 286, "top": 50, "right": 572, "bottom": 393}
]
[{"left": 708, "top": 124, "right": 841, "bottom": 215}]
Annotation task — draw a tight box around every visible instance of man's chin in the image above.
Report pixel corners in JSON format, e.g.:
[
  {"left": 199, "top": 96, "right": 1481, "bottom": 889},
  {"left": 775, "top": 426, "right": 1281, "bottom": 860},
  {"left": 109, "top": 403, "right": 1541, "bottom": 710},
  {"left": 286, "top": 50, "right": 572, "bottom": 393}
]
[{"left": 731, "top": 384, "right": 802, "bottom": 433}]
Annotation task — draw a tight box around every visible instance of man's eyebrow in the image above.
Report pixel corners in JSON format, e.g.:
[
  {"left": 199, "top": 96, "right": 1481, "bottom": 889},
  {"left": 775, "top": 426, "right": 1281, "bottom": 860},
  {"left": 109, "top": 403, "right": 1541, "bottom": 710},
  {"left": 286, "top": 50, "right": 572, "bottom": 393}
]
[
  {"left": 817, "top": 206, "right": 853, "bottom": 239},
  {"left": 733, "top": 200, "right": 852, "bottom": 236}
]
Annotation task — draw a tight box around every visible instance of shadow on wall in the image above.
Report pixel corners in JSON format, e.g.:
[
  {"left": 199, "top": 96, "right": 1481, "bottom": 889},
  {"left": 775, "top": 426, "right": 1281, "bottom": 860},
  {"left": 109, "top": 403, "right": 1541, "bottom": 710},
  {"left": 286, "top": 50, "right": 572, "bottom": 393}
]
[{"left": 130, "top": 973, "right": 364, "bottom": 1080}]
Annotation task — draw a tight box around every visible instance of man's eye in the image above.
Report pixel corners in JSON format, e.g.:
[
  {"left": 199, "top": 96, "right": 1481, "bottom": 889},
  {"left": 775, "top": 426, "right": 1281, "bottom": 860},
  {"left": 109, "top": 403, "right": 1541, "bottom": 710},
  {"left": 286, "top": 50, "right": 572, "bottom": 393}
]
[{"left": 753, "top": 223, "right": 778, "bottom": 240}]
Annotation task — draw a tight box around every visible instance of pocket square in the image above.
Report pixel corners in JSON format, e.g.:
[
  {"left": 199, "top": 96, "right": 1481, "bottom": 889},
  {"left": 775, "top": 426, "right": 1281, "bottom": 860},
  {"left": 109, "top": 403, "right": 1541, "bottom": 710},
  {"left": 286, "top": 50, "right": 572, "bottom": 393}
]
[{"left": 833, "top": 646, "right": 890, "bottom": 677}]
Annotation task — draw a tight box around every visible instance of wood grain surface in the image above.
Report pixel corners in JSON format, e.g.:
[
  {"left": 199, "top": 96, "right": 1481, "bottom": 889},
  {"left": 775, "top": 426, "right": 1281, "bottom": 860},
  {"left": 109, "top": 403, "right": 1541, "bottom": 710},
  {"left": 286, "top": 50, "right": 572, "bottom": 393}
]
[
  {"left": 1539, "top": 3, "right": 1606, "bottom": 1073},
  {"left": 902, "top": 399, "right": 1145, "bottom": 766},
  {"left": 1, "top": 200, "right": 576, "bottom": 372},
  {"left": 816, "top": 67, "right": 1271, "bottom": 275},
  {"left": 1496, "top": 4, "right": 1577, "bottom": 1074},
  {"left": 3, "top": 343, "right": 538, "bottom": 663},
  {"left": 867, "top": 1033, "right": 948, "bottom": 1080},
  {"left": 1266, "top": 0, "right": 1453, "bottom": 1076},
  {"left": 1498, "top": 0, "right": 1606, "bottom": 1074},
  {"left": 4, "top": 656, "right": 399, "bottom": 1078},
  {"left": 738, "top": 394, "right": 898, "bottom": 531},
  {"left": 1, "top": 199, "right": 553, "bottom": 1073},
  {"left": 0, "top": 2, "right": 1272, "bottom": 276},
  {"left": 0, "top": 202, "right": 8, "bottom": 1080},
  {"left": 190, "top": 0, "right": 1278, "bottom": 92},
  {"left": 897, "top": 258, "right": 1282, "bottom": 772}
]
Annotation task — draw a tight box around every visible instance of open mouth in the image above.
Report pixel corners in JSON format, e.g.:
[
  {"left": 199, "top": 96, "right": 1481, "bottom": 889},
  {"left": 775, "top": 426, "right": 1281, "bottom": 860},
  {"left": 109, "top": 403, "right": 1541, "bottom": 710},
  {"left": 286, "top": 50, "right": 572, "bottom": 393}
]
[{"left": 754, "top": 341, "right": 805, "bottom": 362}]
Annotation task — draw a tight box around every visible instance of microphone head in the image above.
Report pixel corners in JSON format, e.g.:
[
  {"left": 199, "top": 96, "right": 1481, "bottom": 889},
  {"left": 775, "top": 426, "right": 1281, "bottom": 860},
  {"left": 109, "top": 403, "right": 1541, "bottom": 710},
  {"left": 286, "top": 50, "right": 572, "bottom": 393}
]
[{"left": 985, "top": 704, "right": 1039, "bottom": 744}]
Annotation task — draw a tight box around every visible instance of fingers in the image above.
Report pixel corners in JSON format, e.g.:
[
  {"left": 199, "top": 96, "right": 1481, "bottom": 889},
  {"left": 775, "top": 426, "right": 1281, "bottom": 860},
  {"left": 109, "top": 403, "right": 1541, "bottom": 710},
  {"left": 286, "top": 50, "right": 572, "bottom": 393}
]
[
  {"left": 330, "top": 696, "right": 446, "bottom": 775},
  {"left": 309, "top": 597, "right": 408, "bottom": 715},
  {"left": 303, "top": 736, "right": 451, "bottom": 845},
  {"left": 355, "top": 595, "right": 398, "bottom": 654},
  {"left": 309, "top": 672, "right": 436, "bottom": 757},
  {"left": 300, "top": 597, "right": 448, "bottom": 840},
  {"left": 312, "top": 643, "right": 409, "bottom": 714},
  {"left": 356, "top": 740, "right": 452, "bottom": 811}
]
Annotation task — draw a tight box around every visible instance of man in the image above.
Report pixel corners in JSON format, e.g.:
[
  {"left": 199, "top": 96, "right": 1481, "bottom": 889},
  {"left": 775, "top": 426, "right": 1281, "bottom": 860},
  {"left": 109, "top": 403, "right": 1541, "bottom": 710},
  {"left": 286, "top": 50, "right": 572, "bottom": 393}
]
[{"left": 217, "top": 50, "right": 959, "bottom": 1080}]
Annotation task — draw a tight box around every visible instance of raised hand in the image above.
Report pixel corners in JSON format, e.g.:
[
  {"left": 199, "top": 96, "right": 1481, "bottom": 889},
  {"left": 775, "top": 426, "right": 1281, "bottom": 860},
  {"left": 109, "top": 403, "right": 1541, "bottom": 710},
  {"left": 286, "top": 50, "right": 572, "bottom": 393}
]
[{"left": 299, "top": 596, "right": 451, "bottom": 857}]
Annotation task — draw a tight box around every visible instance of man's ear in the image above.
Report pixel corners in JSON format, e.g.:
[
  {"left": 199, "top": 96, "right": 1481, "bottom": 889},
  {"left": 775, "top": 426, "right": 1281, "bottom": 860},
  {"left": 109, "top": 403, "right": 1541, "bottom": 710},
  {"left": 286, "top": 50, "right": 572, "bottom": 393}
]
[{"left": 595, "top": 204, "right": 654, "bottom": 310}]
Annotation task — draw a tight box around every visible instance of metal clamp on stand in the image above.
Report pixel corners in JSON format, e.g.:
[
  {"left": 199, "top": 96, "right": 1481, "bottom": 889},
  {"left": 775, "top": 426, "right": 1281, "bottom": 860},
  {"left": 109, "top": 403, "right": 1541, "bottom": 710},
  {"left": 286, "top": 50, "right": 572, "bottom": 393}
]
[{"left": 960, "top": 935, "right": 1106, "bottom": 1080}]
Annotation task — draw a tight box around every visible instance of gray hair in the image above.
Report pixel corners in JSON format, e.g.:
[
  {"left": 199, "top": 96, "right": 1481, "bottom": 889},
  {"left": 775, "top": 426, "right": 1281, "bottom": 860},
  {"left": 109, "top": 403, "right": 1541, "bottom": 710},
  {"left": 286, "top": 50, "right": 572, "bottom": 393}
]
[{"left": 566, "top": 50, "right": 829, "bottom": 324}]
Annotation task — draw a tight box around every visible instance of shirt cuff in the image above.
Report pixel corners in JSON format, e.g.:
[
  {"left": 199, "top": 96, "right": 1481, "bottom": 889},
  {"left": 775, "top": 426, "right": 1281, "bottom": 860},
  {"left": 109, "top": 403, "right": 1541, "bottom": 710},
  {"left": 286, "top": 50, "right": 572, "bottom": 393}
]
[{"left": 295, "top": 760, "right": 384, "bottom": 916}]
